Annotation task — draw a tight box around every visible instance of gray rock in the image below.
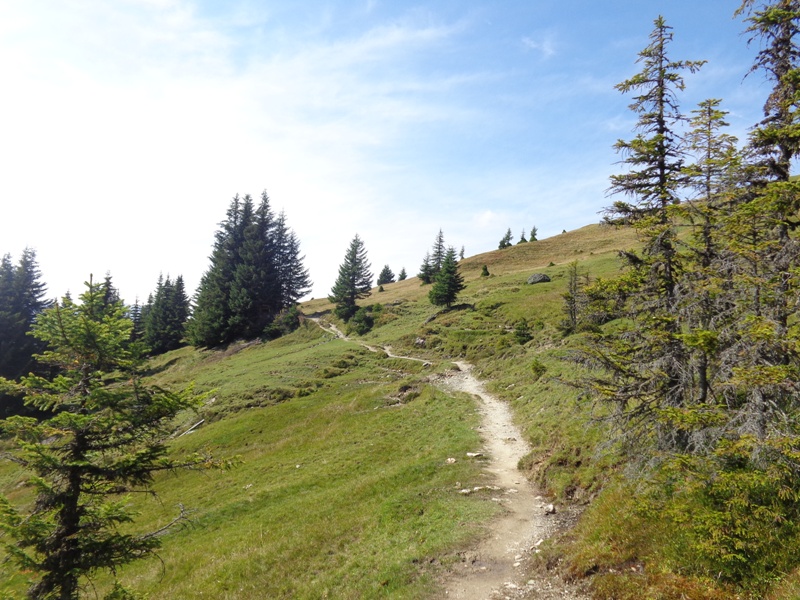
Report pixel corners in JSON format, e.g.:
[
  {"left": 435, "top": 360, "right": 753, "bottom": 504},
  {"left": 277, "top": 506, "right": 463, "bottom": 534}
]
[{"left": 526, "top": 273, "right": 551, "bottom": 284}]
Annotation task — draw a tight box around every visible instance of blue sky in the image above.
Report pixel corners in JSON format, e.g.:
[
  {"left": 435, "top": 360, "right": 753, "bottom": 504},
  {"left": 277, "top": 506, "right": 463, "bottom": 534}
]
[{"left": 0, "top": 1, "right": 769, "bottom": 303}]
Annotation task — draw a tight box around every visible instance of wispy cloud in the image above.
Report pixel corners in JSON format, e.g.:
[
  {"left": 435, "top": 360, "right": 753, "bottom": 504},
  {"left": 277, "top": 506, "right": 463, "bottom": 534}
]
[{"left": 521, "top": 32, "right": 557, "bottom": 58}]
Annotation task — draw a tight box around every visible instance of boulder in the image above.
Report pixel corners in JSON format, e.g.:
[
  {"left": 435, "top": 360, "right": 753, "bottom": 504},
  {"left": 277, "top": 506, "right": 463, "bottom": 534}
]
[{"left": 526, "top": 273, "right": 551, "bottom": 285}]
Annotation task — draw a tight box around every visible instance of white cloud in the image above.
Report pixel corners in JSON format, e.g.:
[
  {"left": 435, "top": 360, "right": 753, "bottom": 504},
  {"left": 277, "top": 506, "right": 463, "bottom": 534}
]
[{"left": 521, "top": 33, "right": 557, "bottom": 58}]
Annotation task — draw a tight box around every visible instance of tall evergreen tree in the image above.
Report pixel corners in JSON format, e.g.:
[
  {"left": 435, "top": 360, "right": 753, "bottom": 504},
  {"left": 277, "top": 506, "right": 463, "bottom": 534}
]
[
  {"left": 428, "top": 247, "right": 465, "bottom": 308},
  {"left": 376, "top": 265, "right": 395, "bottom": 286},
  {"left": 329, "top": 235, "right": 373, "bottom": 321},
  {"left": 0, "top": 249, "right": 51, "bottom": 418},
  {"left": 0, "top": 277, "right": 221, "bottom": 599},
  {"left": 498, "top": 228, "right": 513, "bottom": 249},
  {"left": 273, "top": 210, "right": 312, "bottom": 308},
  {"left": 190, "top": 192, "right": 311, "bottom": 347},
  {"left": 431, "top": 229, "right": 446, "bottom": 273},
  {"left": 578, "top": 17, "right": 705, "bottom": 454},
  {"left": 418, "top": 252, "right": 434, "bottom": 285},
  {"left": 398, "top": 267, "right": 407, "bottom": 281},
  {"left": 143, "top": 275, "right": 191, "bottom": 355}
]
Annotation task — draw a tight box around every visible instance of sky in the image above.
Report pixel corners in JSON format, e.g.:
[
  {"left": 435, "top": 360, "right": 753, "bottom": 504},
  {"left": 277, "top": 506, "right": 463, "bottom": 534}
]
[{"left": 0, "top": 1, "right": 772, "bottom": 304}]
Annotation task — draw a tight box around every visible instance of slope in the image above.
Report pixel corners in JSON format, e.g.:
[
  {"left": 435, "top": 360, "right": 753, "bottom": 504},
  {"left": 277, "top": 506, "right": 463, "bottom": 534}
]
[{"left": 0, "top": 223, "right": 637, "bottom": 598}]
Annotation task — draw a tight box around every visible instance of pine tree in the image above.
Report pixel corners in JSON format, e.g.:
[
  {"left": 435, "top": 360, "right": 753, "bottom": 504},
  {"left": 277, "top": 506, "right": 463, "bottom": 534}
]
[
  {"left": 273, "top": 211, "right": 312, "bottom": 308},
  {"left": 498, "top": 228, "right": 513, "bottom": 249},
  {"left": 517, "top": 229, "right": 527, "bottom": 244},
  {"left": 329, "top": 235, "right": 373, "bottom": 321},
  {"left": 530, "top": 226, "right": 538, "bottom": 241},
  {"left": 189, "top": 194, "right": 246, "bottom": 347},
  {"left": 376, "top": 265, "right": 395, "bottom": 286},
  {"left": 398, "top": 267, "right": 407, "bottom": 281},
  {"left": 459, "top": 246, "right": 465, "bottom": 260},
  {"left": 431, "top": 229, "right": 446, "bottom": 273},
  {"left": 584, "top": 16, "right": 705, "bottom": 452},
  {"left": 190, "top": 192, "right": 311, "bottom": 347},
  {"left": 418, "top": 252, "right": 434, "bottom": 285},
  {"left": 0, "top": 249, "right": 51, "bottom": 418},
  {"left": 428, "top": 247, "right": 465, "bottom": 308},
  {"left": 0, "top": 277, "right": 220, "bottom": 599},
  {"left": 143, "top": 275, "right": 190, "bottom": 355}
]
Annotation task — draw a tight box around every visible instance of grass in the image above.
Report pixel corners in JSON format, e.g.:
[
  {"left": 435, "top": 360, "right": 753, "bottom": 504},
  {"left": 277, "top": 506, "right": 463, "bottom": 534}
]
[{"left": 5, "top": 222, "right": 793, "bottom": 598}]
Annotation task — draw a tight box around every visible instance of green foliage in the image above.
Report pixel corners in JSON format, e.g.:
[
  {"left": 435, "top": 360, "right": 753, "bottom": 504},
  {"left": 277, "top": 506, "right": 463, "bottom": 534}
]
[
  {"left": 517, "top": 229, "right": 527, "bottom": 244},
  {"left": 480, "top": 265, "right": 490, "bottom": 277},
  {"left": 329, "top": 234, "right": 373, "bottom": 322},
  {"left": 142, "top": 274, "right": 190, "bottom": 355},
  {"left": 264, "top": 305, "right": 302, "bottom": 339},
  {"left": 376, "top": 264, "right": 395, "bottom": 286},
  {"left": 349, "top": 306, "right": 376, "bottom": 335},
  {"left": 498, "top": 228, "right": 513, "bottom": 249},
  {"left": 0, "top": 248, "right": 50, "bottom": 418},
  {"left": 0, "top": 277, "right": 220, "bottom": 599},
  {"left": 398, "top": 267, "right": 407, "bottom": 281},
  {"left": 513, "top": 318, "right": 532, "bottom": 344},
  {"left": 190, "top": 192, "right": 311, "bottom": 348},
  {"left": 428, "top": 247, "right": 465, "bottom": 308}
]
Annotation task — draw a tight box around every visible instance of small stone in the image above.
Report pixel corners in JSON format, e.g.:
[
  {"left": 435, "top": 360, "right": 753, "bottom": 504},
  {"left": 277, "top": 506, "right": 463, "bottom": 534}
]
[
  {"left": 544, "top": 503, "right": 556, "bottom": 514},
  {"left": 513, "top": 562, "right": 521, "bottom": 567},
  {"left": 445, "top": 457, "right": 456, "bottom": 464},
  {"left": 466, "top": 452, "right": 483, "bottom": 458}
]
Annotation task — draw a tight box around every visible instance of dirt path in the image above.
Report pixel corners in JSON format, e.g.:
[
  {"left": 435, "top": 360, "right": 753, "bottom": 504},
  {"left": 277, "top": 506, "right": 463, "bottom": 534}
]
[
  {"left": 436, "top": 362, "right": 587, "bottom": 599},
  {"left": 309, "top": 317, "right": 586, "bottom": 599}
]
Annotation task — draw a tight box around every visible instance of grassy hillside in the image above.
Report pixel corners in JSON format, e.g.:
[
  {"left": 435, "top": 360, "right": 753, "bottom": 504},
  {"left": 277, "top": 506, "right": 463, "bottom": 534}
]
[{"left": 7, "top": 222, "right": 794, "bottom": 598}]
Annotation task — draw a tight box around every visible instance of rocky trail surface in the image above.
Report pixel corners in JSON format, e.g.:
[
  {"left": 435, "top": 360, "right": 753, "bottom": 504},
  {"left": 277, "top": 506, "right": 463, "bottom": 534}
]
[{"left": 309, "top": 317, "right": 587, "bottom": 599}]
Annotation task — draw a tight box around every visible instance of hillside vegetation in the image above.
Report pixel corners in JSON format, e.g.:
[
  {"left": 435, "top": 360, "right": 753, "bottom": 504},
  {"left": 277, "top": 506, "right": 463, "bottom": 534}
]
[{"left": 0, "top": 223, "right": 638, "bottom": 599}]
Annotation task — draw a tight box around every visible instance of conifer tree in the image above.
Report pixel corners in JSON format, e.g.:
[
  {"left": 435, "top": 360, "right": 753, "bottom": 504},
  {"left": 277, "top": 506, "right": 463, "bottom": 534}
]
[
  {"left": 0, "top": 249, "right": 51, "bottom": 418},
  {"left": 143, "top": 275, "right": 190, "bottom": 355},
  {"left": 418, "top": 252, "right": 434, "bottom": 285},
  {"left": 398, "top": 267, "right": 407, "bottom": 281},
  {"left": 428, "top": 247, "right": 465, "bottom": 308},
  {"left": 588, "top": 16, "right": 704, "bottom": 449},
  {"left": 0, "top": 277, "right": 219, "bottom": 599},
  {"left": 517, "top": 229, "right": 527, "bottom": 244},
  {"left": 498, "top": 228, "right": 513, "bottom": 249},
  {"left": 431, "top": 229, "right": 446, "bottom": 272},
  {"left": 190, "top": 192, "right": 311, "bottom": 347},
  {"left": 376, "top": 265, "right": 395, "bottom": 286},
  {"left": 530, "top": 226, "right": 538, "bottom": 241},
  {"left": 329, "top": 235, "right": 373, "bottom": 321}
]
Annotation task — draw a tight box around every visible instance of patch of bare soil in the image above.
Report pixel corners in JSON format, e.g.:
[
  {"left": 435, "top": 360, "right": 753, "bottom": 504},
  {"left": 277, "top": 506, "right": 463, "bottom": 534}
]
[{"left": 434, "top": 362, "right": 588, "bottom": 600}]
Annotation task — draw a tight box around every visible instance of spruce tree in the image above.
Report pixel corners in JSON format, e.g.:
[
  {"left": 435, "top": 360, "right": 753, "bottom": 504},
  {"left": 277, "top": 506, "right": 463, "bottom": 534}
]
[
  {"left": 398, "top": 267, "right": 407, "bottom": 281},
  {"left": 190, "top": 192, "right": 311, "bottom": 347},
  {"left": 428, "top": 247, "right": 465, "bottom": 308},
  {"left": 418, "top": 252, "right": 434, "bottom": 285},
  {"left": 530, "top": 226, "right": 538, "bottom": 241},
  {"left": 585, "top": 16, "right": 704, "bottom": 451},
  {"left": 431, "top": 229, "right": 446, "bottom": 272},
  {"left": 329, "top": 235, "right": 373, "bottom": 321},
  {"left": 517, "top": 229, "right": 527, "bottom": 244},
  {"left": 498, "top": 228, "right": 513, "bottom": 249},
  {"left": 0, "top": 277, "right": 219, "bottom": 599},
  {"left": 376, "top": 265, "right": 395, "bottom": 286},
  {"left": 0, "top": 249, "right": 51, "bottom": 418},
  {"left": 273, "top": 211, "right": 312, "bottom": 308},
  {"left": 143, "top": 275, "right": 190, "bottom": 355}
]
